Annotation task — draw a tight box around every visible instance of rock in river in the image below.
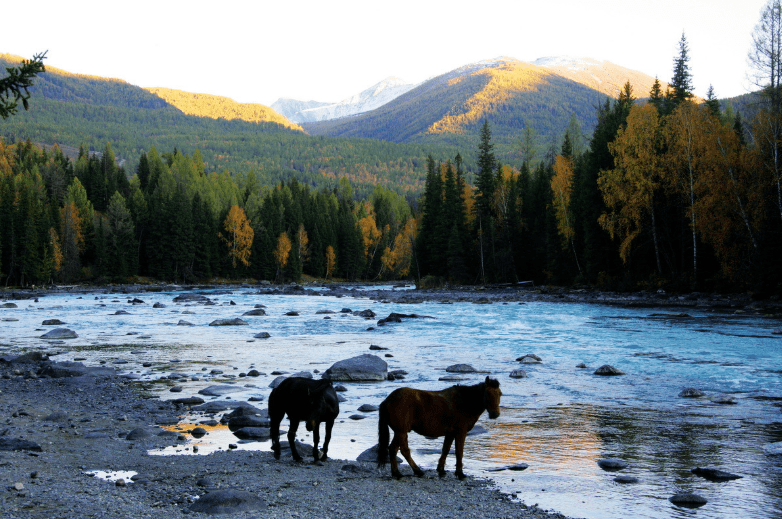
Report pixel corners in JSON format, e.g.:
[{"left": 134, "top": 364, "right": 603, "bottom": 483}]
[
  {"left": 40, "top": 328, "right": 78, "bottom": 339},
  {"left": 669, "top": 493, "right": 707, "bottom": 508},
  {"left": 594, "top": 365, "right": 624, "bottom": 376},
  {"left": 679, "top": 388, "right": 705, "bottom": 398},
  {"left": 692, "top": 467, "right": 742, "bottom": 481},
  {"left": 323, "top": 354, "right": 387, "bottom": 382},
  {"left": 209, "top": 318, "right": 248, "bottom": 326}
]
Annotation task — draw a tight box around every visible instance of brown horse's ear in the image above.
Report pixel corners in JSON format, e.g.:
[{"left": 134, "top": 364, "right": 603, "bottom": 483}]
[{"left": 485, "top": 376, "right": 499, "bottom": 388}]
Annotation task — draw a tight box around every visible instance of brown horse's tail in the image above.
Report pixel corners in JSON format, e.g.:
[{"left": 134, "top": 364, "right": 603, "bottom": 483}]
[{"left": 377, "top": 399, "right": 390, "bottom": 468}]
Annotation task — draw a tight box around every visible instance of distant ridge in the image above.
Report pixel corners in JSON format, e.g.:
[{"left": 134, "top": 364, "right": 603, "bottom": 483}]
[
  {"left": 272, "top": 77, "right": 416, "bottom": 123},
  {"left": 146, "top": 87, "right": 304, "bottom": 132}
]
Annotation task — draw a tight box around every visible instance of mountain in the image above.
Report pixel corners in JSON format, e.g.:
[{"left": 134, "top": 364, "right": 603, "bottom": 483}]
[
  {"left": 272, "top": 77, "right": 416, "bottom": 123},
  {"left": 146, "top": 87, "right": 304, "bottom": 132},
  {"left": 301, "top": 57, "right": 670, "bottom": 151},
  {"left": 533, "top": 56, "right": 666, "bottom": 98}
]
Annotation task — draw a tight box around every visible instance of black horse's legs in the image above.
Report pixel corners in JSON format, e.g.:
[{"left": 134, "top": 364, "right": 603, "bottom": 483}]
[
  {"left": 397, "top": 431, "right": 424, "bottom": 477},
  {"left": 320, "top": 419, "right": 334, "bottom": 461},
  {"left": 311, "top": 422, "right": 321, "bottom": 463},
  {"left": 437, "top": 434, "right": 454, "bottom": 477},
  {"left": 269, "top": 411, "right": 284, "bottom": 460},
  {"left": 287, "top": 419, "right": 302, "bottom": 461},
  {"left": 454, "top": 433, "right": 467, "bottom": 479}
]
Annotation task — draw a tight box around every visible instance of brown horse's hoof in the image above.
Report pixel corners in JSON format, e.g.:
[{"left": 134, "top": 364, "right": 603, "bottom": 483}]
[
  {"left": 437, "top": 469, "right": 447, "bottom": 478},
  {"left": 391, "top": 471, "right": 404, "bottom": 480},
  {"left": 414, "top": 469, "right": 425, "bottom": 478},
  {"left": 456, "top": 471, "right": 467, "bottom": 480}
]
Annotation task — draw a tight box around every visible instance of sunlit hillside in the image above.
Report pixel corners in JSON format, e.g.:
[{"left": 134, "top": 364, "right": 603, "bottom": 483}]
[
  {"left": 428, "top": 58, "right": 553, "bottom": 134},
  {"left": 146, "top": 87, "right": 304, "bottom": 132}
]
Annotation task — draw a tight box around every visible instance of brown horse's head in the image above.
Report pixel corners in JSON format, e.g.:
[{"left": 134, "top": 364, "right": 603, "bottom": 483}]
[{"left": 484, "top": 376, "right": 502, "bottom": 419}]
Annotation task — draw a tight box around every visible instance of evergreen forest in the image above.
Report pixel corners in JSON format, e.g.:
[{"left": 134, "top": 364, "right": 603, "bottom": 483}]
[{"left": 3, "top": 26, "right": 782, "bottom": 295}]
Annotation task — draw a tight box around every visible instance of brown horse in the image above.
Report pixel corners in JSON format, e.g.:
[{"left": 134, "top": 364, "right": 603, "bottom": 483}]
[{"left": 377, "top": 376, "right": 502, "bottom": 479}]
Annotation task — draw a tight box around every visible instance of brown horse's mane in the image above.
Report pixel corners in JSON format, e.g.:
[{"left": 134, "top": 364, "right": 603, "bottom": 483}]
[{"left": 452, "top": 379, "right": 496, "bottom": 412}]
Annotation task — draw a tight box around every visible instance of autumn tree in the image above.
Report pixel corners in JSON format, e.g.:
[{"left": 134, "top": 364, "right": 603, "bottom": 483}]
[
  {"left": 599, "top": 103, "right": 664, "bottom": 273},
  {"left": 273, "top": 231, "right": 292, "bottom": 282},
  {"left": 220, "top": 205, "right": 254, "bottom": 269},
  {"left": 325, "top": 245, "right": 336, "bottom": 279},
  {"left": 551, "top": 154, "right": 582, "bottom": 275},
  {"left": 59, "top": 201, "right": 83, "bottom": 281}
]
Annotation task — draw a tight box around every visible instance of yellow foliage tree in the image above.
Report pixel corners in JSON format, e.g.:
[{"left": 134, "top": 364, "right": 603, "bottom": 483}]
[
  {"left": 296, "top": 223, "right": 310, "bottom": 266},
  {"left": 325, "top": 245, "right": 336, "bottom": 279},
  {"left": 358, "top": 214, "right": 382, "bottom": 259},
  {"left": 274, "top": 232, "right": 292, "bottom": 280},
  {"left": 220, "top": 205, "right": 254, "bottom": 268},
  {"left": 551, "top": 155, "right": 582, "bottom": 275},
  {"left": 598, "top": 103, "right": 664, "bottom": 273},
  {"left": 380, "top": 218, "right": 417, "bottom": 278}
]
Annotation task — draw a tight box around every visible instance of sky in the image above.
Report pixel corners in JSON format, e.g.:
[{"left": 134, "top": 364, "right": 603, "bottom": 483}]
[{"left": 1, "top": 0, "right": 772, "bottom": 107}]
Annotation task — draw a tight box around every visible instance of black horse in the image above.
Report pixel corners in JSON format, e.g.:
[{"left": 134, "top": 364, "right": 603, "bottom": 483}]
[{"left": 268, "top": 377, "right": 339, "bottom": 462}]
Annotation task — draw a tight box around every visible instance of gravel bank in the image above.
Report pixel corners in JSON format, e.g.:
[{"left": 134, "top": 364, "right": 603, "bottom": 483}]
[{"left": 0, "top": 359, "right": 572, "bottom": 519}]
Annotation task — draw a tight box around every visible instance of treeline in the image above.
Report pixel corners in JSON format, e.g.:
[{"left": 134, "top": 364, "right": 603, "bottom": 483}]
[
  {"left": 414, "top": 41, "right": 782, "bottom": 293},
  {"left": 0, "top": 139, "right": 415, "bottom": 285}
]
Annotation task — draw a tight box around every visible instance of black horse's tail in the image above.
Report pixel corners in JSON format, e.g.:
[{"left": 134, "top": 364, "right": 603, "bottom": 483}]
[{"left": 377, "top": 399, "right": 390, "bottom": 468}]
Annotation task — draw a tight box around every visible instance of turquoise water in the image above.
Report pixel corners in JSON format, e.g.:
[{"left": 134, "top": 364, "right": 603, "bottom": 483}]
[{"left": 1, "top": 287, "right": 781, "bottom": 518}]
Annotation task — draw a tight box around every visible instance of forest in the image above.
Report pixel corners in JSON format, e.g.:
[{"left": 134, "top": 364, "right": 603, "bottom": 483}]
[{"left": 2, "top": 17, "right": 782, "bottom": 294}]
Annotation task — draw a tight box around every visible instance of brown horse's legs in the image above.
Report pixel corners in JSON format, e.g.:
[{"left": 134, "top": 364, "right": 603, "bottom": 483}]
[
  {"left": 396, "top": 431, "right": 424, "bottom": 477},
  {"left": 320, "top": 419, "right": 334, "bottom": 461},
  {"left": 437, "top": 435, "right": 454, "bottom": 477},
  {"left": 454, "top": 434, "right": 467, "bottom": 479},
  {"left": 389, "top": 432, "right": 403, "bottom": 478},
  {"left": 287, "top": 419, "right": 303, "bottom": 462}
]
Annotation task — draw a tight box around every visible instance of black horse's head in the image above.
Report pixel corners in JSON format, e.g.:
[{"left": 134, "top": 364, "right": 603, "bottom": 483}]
[
  {"left": 483, "top": 376, "right": 502, "bottom": 419},
  {"left": 305, "top": 380, "right": 338, "bottom": 431}
]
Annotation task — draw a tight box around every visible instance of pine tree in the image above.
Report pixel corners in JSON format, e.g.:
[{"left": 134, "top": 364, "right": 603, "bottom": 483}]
[{"left": 666, "top": 33, "right": 694, "bottom": 113}]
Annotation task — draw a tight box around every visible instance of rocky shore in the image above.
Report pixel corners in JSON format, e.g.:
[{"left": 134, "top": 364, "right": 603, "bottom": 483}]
[{"left": 0, "top": 356, "right": 571, "bottom": 519}]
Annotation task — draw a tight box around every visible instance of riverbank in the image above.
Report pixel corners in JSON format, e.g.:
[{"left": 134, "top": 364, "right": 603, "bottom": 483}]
[{"left": 0, "top": 357, "right": 571, "bottom": 519}]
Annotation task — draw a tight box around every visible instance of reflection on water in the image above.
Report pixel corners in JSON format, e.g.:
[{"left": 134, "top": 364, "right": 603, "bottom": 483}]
[{"left": 467, "top": 406, "right": 782, "bottom": 519}]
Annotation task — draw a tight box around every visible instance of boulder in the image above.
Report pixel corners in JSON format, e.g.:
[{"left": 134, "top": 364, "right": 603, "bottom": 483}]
[
  {"left": 691, "top": 467, "right": 742, "bottom": 481},
  {"left": 171, "top": 396, "right": 205, "bottom": 406},
  {"left": 594, "top": 365, "right": 624, "bottom": 376},
  {"left": 153, "top": 302, "right": 166, "bottom": 308},
  {"left": 243, "top": 309, "right": 267, "bottom": 316},
  {"left": 0, "top": 438, "right": 42, "bottom": 452},
  {"left": 125, "top": 428, "right": 154, "bottom": 440},
  {"left": 42, "top": 319, "right": 66, "bottom": 325},
  {"left": 517, "top": 354, "right": 542, "bottom": 364},
  {"left": 614, "top": 475, "right": 639, "bottom": 484},
  {"left": 711, "top": 395, "right": 737, "bottom": 404},
  {"left": 357, "top": 404, "right": 379, "bottom": 412},
  {"left": 209, "top": 318, "right": 248, "bottom": 326},
  {"left": 173, "top": 293, "right": 211, "bottom": 303},
  {"left": 190, "top": 427, "right": 208, "bottom": 438},
  {"left": 446, "top": 364, "right": 476, "bottom": 373},
  {"left": 177, "top": 320, "right": 194, "bottom": 326},
  {"left": 679, "top": 388, "right": 704, "bottom": 398},
  {"left": 352, "top": 309, "right": 376, "bottom": 318},
  {"left": 377, "top": 312, "right": 434, "bottom": 326},
  {"left": 323, "top": 354, "right": 387, "bottom": 382},
  {"left": 669, "top": 493, "right": 707, "bottom": 508},
  {"left": 198, "top": 385, "right": 243, "bottom": 397},
  {"left": 189, "top": 490, "right": 266, "bottom": 515},
  {"left": 269, "top": 375, "right": 287, "bottom": 388},
  {"left": 597, "top": 458, "right": 628, "bottom": 470},
  {"left": 253, "top": 332, "right": 271, "bottom": 339},
  {"left": 40, "top": 328, "right": 78, "bottom": 339},
  {"left": 38, "top": 361, "right": 115, "bottom": 378},
  {"left": 510, "top": 369, "right": 527, "bottom": 379},
  {"left": 232, "top": 427, "right": 272, "bottom": 440}
]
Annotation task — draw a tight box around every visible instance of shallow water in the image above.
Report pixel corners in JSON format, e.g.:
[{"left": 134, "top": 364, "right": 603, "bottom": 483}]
[{"left": 2, "top": 287, "right": 782, "bottom": 519}]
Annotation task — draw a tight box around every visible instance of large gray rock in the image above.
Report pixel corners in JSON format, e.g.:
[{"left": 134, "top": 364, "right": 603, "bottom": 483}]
[
  {"left": 594, "top": 365, "right": 624, "bottom": 376},
  {"left": 232, "top": 427, "right": 272, "bottom": 440},
  {"left": 669, "top": 493, "right": 707, "bottom": 507},
  {"left": 40, "top": 328, "right": 78, "bottom": 339},
  {"left": 446, "top": 364, "right": 476, "bottom": 373},
  {"left": 243, "top": 309, "right": 267, "bottom": 316},
  {"left": 198, "top": 385, "right": 243, "bottom": 397},
  {"left": 0, "top": 438, "right": 42, "bottom": 452},
  {"left": 323, "top": 354, "right": 387, "bottom": 382},
  {"left": 209, "top": 318, "right": 248, "bottom": 326},
  {"left": 38, "top": 361, "right": 115, "bottom": 378},
  {"left": 189, "top": 490, "right": 266, "bottom": 514},
  {"left": 173, "top": 293, "right": 211, "bottom": 303}
]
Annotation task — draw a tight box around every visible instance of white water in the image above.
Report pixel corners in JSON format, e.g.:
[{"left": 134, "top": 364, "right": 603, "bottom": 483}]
[{"left": 2, "top": 286, "right": 781, "bottom": 519}]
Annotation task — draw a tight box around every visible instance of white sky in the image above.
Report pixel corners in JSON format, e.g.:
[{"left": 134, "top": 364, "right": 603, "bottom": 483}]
[{"left": 1, "top": 0, "right": 771, "bottom": 106}]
